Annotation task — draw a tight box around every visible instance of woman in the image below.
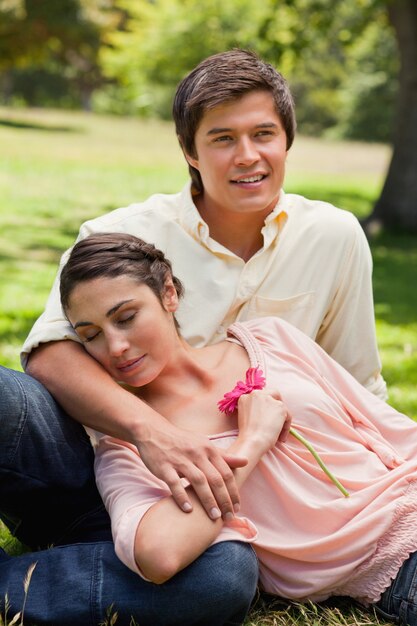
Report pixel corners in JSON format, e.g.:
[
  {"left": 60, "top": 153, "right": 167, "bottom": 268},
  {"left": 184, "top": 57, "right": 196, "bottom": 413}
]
[{"left": 60, "top": 232, "right": 417, "bottom": 624}]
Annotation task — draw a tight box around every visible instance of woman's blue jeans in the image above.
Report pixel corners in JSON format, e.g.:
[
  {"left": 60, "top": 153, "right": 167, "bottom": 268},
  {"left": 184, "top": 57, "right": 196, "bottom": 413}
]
[{"left": 0, "top": 365, "right": 258, "bottom": 625}]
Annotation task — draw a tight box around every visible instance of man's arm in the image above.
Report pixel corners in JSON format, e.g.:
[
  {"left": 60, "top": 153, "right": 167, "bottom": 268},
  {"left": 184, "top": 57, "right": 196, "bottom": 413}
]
[
  {"left": 316, "top": 216, "right": 387, "bottom": 400},
  {"left": 27, "top": 340, "right": 246, "bottom": 520}
]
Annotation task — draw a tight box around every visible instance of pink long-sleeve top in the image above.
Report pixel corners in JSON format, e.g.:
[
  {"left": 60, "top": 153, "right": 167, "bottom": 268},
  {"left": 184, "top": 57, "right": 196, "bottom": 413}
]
[{"left": 94, "top": 318, "right": 417, "bottom": 605}]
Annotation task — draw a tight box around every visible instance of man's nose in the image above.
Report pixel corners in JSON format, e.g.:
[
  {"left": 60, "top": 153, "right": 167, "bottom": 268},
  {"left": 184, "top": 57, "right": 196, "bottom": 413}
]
[{"left": 234, "top": 136, "right": 260, "bottom": 167}]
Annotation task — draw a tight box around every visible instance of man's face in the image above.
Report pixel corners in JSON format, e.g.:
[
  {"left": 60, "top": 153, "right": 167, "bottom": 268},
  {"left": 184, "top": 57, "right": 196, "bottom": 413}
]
[{"left": 185, "top": 90, "right": 288, "bottom": 221}]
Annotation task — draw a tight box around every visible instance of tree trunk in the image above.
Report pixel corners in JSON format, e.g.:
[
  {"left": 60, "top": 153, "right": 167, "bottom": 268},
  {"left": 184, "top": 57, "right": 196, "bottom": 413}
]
[
  {"left": 0, "top": 70, "right": 13, "bottom": 104},
  {"left": 80, "top": 87, "right": 92, "bottom": 112},
  {"left": 365, "top": 0, "right": 417, "bottom": 233}
]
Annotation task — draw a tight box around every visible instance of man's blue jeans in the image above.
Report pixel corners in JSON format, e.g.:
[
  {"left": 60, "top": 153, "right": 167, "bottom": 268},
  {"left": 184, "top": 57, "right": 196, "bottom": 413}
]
[
  {"left": 375, "top": 551, "right": 417, "bottom": 625},
  {"left": 0, "top": 365, "right": 258, "bottom": 625}
]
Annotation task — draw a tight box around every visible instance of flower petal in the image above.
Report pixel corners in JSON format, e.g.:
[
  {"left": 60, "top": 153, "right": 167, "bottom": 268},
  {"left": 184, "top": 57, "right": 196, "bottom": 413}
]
[{"left": 218, "top": 368, "right": 266, "bottom": 415}]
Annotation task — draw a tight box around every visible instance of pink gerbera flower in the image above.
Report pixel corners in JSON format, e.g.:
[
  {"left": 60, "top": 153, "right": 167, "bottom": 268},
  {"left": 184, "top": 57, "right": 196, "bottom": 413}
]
[
  {"left": 217, "top": 366, "right": 349, "bottom": 497},
  {"left": 217, "top": 367, "right": 266, "bottom": 415}
]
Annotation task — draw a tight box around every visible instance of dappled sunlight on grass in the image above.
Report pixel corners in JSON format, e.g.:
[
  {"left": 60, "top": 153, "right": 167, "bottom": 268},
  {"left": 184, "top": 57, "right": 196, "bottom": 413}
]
[
  {"left": 287, "top": 178, "right": 380, "bottom": 219},
  {"left": 372, "top": 235, "right": 417, "bottom": 325},
  {"left": 371, "top": 232, "right": 417, "bottom": 419},
  {"left": 376, "top": 320, "right": 417, "bottom": 419}
]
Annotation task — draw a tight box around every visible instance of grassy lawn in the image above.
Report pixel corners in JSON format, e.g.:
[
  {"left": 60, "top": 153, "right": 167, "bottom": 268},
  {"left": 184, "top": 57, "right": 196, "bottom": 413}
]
[{"left": 0, "top": 107, "right": 415, "bottom": 625}]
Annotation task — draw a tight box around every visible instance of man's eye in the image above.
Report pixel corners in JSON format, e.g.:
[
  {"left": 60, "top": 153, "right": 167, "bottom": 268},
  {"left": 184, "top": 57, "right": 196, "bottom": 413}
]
[{"left": 213, "top": 135, "right": 232, "bottom": 143}]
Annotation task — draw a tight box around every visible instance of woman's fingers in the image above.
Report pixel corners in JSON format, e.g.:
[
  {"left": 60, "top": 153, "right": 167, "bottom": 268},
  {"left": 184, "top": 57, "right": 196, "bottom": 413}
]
[{"left": 278, "top": 408, "right": 292, "bottom": 442}]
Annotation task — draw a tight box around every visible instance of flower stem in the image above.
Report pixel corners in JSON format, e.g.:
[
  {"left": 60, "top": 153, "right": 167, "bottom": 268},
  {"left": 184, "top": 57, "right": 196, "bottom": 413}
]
[{"left": 289, "top": 427, "right": 349, "bottom": 498}]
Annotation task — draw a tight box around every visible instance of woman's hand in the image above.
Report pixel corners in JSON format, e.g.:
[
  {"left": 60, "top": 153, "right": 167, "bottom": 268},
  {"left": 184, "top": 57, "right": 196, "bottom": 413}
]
[{"left": 236, "top": 390, "right": 291, "bottom": 457}]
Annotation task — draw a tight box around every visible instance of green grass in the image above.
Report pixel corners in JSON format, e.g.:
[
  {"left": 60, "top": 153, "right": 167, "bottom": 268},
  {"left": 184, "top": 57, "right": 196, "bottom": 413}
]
[{"left": 0, "top": 107, "right": 415, "bottom": 625}]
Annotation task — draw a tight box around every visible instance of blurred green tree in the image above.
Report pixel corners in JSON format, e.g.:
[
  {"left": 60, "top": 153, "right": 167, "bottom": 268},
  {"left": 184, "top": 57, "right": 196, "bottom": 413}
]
[
  {"left": 98, "top": 0, "right": 271, "bottom": 116},
  {"left": 365, "top": 0, "right": 417, "bottom": 232},
  {"left": 0, "top": 0, "right": 125, "bottom": 108},
  {"left": 100, "top": 0, "right": 397, "bottom": 141}
]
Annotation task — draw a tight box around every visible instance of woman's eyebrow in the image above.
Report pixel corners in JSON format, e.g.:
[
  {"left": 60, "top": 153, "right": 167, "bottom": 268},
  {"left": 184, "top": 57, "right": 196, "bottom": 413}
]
[
  {"left": 74, "top": 320, "right": 93, "bottom": 330},
  {"left": 73, "top": 299, "right": 135, "bottom": 329},
  {"left": 106, "top": 299, "right": 135, "bottom": 318}
]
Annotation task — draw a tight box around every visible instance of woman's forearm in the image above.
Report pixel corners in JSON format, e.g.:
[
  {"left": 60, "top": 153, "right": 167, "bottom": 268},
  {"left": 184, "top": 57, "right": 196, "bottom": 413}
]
[
  {"left": 227, "top": 436, "right": 267, "bottom": 485},
  {"left": 134, "top": 436, "right": 266, "bottom": 583},
  {"left": 134, "top": 392, "right": 289, "bottom": 582},
  {"left": 134, "top": 488, "right": 224, "bottom": 583}
]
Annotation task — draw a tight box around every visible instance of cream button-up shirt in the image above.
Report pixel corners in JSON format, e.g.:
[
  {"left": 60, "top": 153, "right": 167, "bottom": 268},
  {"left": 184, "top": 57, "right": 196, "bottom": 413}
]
[{"left": 21, "top": 182, "right": 386, "bottom": 399}]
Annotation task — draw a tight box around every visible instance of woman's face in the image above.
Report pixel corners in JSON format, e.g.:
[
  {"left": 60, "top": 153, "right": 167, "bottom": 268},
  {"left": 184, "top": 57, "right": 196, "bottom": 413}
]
[{"left": 65, "top": 274, "right": 179, "bottom": 387}]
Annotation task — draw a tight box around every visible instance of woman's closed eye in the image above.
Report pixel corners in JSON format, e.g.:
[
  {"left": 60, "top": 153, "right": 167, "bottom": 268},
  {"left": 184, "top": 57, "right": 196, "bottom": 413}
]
[
  {"left": 116, "top": 312, "right": 136, "bottom": 326},
  {"left": 83, "top": 330, "right": 101, "bottom": 343}
]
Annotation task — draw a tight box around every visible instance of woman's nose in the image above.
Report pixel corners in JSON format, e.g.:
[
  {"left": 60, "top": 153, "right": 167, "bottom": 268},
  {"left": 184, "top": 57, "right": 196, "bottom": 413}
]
[{"left": 107, "top": 333, "right": 129, "bottom": 357}]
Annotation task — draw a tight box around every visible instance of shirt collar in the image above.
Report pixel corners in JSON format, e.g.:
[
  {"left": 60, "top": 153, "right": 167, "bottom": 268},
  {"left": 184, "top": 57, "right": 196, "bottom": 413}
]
[
  {"left": 262, "top": 190, "right": 288, "bottom": 248},
  {"left": 179, "top": 181, "right": 289, "bottom": 250},
  {"left": 178, "top": 181, "right": 209, "bottom": 240}
]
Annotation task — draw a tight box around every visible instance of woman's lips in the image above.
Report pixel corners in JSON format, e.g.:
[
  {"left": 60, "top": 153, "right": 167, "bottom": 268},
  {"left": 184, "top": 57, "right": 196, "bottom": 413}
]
[{"left": 116, "top": 355, "right": 146, "bottom": 373}]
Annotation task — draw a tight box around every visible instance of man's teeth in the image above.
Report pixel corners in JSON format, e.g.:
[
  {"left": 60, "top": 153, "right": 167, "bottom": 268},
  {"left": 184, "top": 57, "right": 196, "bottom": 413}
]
[{"left": 236, "top": 175, "right": 264, "bottom": 183}]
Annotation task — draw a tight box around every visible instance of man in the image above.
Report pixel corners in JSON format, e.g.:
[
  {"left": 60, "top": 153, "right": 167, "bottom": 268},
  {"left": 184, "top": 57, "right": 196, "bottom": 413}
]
[{"left": 0, "top": 49, "right": 385, "bottom": 625}]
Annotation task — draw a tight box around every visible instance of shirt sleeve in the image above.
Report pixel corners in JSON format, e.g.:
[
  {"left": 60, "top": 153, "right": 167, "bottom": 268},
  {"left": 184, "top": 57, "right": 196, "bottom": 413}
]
[
  {"left": 314, "top": 217, "right": 387, "bottom": 400},
  {"left": 94, "top": 436, "right": 257, "bottom": 578},
  {"left": 21, "top": 209, "right": 134, "bottom": 368},
  {"left": 20, "top": 247, "right": 79, "bottom": 369}
]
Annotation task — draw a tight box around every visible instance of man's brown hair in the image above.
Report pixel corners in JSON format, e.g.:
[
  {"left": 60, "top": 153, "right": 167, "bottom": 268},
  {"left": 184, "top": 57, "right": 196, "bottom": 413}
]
[{"left": 173, "top": 49, "right": 296, "bottom": 193}]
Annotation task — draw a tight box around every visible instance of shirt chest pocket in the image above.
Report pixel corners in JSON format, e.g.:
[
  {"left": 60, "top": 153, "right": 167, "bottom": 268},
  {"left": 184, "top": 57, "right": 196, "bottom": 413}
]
[{"left": 245, "top": 292, "right": 316, "bottom": 335}]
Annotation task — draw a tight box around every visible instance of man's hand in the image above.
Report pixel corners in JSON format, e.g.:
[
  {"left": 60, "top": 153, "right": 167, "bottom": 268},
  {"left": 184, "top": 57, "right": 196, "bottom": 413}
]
[
  {"left": 28, "top": 342, "right": 247, "bottom": 520},
  {"left": 136, "top": 419, "right": 248, "bottom": 520}
]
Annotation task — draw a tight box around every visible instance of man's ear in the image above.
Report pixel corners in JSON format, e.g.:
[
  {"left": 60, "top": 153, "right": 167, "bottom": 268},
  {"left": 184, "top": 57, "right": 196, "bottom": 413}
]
[
  {"left": 184, "top": 152, "right": 199, "bottom": 170},
  {"left": 163, "top": 280, "right": 179, "bottom": 312},
  {"left": 178, "top": 136, "right": 199, "bottom": 170}
]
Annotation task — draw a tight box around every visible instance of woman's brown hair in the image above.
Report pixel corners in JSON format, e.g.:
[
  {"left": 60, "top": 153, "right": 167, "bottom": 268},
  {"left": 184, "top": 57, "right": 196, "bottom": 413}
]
[{"left": 60, "top": 233, "right": 184, "bottom": 317}]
